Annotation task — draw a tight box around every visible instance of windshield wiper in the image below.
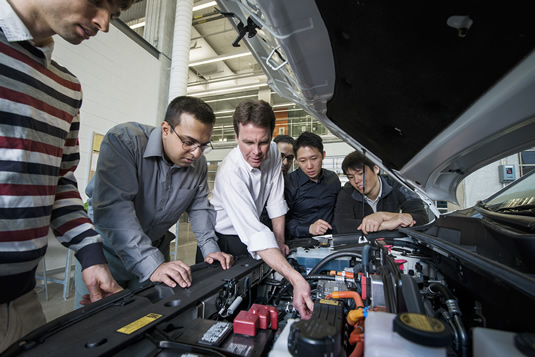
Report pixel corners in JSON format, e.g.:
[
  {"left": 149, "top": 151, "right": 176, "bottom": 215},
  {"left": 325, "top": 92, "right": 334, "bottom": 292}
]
[{"left": 494, "top": 204, "right": 535, "bottom": 216}]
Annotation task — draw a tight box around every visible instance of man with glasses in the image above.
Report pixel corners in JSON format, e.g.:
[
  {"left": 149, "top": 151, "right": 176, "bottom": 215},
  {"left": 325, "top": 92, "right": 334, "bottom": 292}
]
[
  {"left": 74, "top": 96, "right": 234, "bottom": 308},
  {"left": 274, "top": 135, "right": 296, "bottom": 176}
]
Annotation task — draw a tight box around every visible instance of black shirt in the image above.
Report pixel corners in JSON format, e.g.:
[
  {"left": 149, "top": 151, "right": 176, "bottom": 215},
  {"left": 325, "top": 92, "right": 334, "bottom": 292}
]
[{"left": 284, "top": 168, "right": 341, "bottom": 238}]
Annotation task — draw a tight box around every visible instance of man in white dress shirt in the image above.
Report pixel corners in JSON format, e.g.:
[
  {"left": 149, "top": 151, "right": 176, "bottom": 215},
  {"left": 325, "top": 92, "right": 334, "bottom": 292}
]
[{"left": 210, "top": 99, "right": 314, "bottom": 319}]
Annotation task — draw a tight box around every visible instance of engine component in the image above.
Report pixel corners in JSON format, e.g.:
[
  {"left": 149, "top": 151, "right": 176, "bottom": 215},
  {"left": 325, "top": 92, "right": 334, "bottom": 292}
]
[
  {"left": 295, "top": 247, "right": 352, "bottom": 274},
  {"left": 175, "top": 318, "right": 273, "bottom": 357},
  {"left": 234, "top": 304, "right": 279, "bottom": 336},
  {"left": 288, "top": 299, "right": 345, "bottom": 357},
  {"left": 472, "top": 327, "right": 534, "bottom": 357},
  {"left": 316, "top": 280, "right": 349, "bottom": 299},
  {"left": 365, "top": 311, "right": 450, "bottom": 357},
  {"left": 393, "top": 312, "right": 451, "bottom": 347}
]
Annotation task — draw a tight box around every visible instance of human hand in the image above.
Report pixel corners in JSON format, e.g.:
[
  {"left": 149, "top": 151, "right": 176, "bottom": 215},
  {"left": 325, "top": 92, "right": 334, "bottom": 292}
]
[
  {"left": 381, "top": 213, "right": 415, "bottom": 231},
  {"left": 396, "top": 213, "right": 415, "bottom": 227},
  {"left": 357, "top": 212, "right": 385, "bottom": 234},
  {"left": 292, "top": 277, "right": 314, "bottom": 319},
  {"left": 204, "top": 252, "right": 234, "bottom": 270},
  {"left": 150, "top": 261, "right": 192, "bottom": 288},
  {"left": 279, "top": 243, "right": 289, "bottom": 256},
  {"left": 80, "top": 263, "right": 123, "bottom": 306},
  {"left": 309, "top": 219, "right": 332, "bottom": 236}
]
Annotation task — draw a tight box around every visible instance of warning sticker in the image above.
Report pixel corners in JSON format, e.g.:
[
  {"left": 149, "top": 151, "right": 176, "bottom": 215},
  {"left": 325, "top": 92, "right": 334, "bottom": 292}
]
[
  {"left": 117, "top": 313, "right": 163, "bottom": 335},
  {"left": 198, "top": 321, "right": 232, "bottom": 346},
  {"left": 400, "top": 313, "right": 445, "bottom": 332},
  {"left": 319, "top": 299, "right": 340, "bottom": 306}
]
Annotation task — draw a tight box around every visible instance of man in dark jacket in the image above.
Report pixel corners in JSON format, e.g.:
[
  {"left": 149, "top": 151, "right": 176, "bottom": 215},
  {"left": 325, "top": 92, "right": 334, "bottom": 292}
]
[{"left": 334, "top": 151, "right": 429, "bottom": 234}]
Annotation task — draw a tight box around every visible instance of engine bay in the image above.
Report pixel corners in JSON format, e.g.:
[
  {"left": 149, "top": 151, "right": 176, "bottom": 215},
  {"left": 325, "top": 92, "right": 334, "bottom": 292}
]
[{"left": 5, "top": 225, "right": 534, "bottom": 357}]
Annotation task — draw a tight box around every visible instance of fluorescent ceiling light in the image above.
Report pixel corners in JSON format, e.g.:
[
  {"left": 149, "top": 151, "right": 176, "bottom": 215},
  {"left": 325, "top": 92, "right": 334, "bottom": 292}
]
[
  {"left": 273, "top": 103, "right": 296, "bottom": 108},
  {"left": 129, "top": 21, "right": 145, "bottom": 29},
  {"left": 192, "top": 1, "right": 217, "bottom": 12},
  {"left": 189, "top": 52, "right": 251, "bottom": 67},
  {"left": 190, "top": 83, "right": 268, "bottom": 97},
  {"left": 214, "top": 109, "right": 236, "bottom": 115},
  {"left": 204, "top": 94, "right": 257, "bottom": 104}
]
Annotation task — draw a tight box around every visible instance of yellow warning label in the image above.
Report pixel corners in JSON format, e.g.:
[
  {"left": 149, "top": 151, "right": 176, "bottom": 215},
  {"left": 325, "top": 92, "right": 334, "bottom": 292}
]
[
  {"left": 399, "top": 313, "right": 445, "bottom": 332},
  {"left": 117, "top": 313, "right": 163, "bottom": 335},
  {"left": 319, "top": 299, "right": 340, "bottom": 306}
]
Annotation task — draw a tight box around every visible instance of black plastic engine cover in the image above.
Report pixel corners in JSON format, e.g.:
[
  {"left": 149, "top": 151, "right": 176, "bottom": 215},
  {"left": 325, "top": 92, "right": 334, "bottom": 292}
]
[{"left": 288, "top": 299, "right": 344, "bottom": 357}]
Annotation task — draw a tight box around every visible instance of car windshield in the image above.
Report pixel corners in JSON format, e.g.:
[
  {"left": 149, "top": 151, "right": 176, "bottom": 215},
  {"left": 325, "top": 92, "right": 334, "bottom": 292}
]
[{"left": 483, "top": 171, "right": 535, "bottom": 216}]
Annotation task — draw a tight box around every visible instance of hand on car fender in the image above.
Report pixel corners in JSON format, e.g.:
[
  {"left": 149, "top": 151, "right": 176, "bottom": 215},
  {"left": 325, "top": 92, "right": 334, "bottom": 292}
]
[
  {"left": 150, "top": 261, "right": 192, "bottom": 288},
  {"left": 80, "top": 263, "right": 123, "bottom": 306},
  {"left": 358, "top": 212, "right": 385, "bottom": 234},
  {"left": 380, "top": 213, "right": 415, "bottom": 231},
  {"left": 204, "top": 251, "right": 234, "bottom": 269}
]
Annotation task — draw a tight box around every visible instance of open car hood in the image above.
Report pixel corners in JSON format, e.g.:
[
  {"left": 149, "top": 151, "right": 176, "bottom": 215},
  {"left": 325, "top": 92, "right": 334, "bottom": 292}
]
[{"left": 215, "top": 0, "right": 535, "bottom": 203}]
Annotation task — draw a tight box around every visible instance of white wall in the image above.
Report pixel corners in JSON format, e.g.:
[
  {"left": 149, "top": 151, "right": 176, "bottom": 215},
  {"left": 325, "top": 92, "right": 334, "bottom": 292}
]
[
  {"left": 460, "top": 154, "right": 520, "bottom": 208},
  {"left": 51, "top": 25, "right": 162, "bottom": 201}
]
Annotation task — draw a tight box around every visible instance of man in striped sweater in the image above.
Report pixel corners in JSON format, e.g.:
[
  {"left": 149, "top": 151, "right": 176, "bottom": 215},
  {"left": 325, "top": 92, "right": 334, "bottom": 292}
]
[{"left": 0, "top": 0, "right": 134, "bottom": 352}]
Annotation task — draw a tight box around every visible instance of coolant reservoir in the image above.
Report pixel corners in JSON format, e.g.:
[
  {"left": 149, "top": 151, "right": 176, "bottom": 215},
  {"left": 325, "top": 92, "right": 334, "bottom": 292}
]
[{"left": 364, "top": 311, "right": 450, "bottom": 356}]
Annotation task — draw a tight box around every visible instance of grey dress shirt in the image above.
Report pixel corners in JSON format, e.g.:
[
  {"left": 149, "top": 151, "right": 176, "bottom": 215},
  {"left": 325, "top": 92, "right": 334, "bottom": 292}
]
[{"left": 86, "top": 122, "right": 220, "bottom": 282}]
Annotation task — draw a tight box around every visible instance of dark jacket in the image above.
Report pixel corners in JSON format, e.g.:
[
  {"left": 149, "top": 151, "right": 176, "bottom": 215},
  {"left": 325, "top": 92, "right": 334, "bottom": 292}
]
[{"left": 334, "top": 176, "right": 430, "bottom": 234}]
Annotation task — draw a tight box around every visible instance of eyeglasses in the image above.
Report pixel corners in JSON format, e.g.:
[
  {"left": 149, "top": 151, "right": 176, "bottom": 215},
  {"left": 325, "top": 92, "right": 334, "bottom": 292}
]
[
  {"left": 281, "top": 153, "right": 295, "bottom": 161},
  {"left": 170, "top": 126, "right": 213, "bottom": 154}
]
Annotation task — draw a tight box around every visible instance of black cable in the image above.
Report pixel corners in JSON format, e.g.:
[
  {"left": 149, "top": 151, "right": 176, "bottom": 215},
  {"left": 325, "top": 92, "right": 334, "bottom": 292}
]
[
  {"left": 307, "top": 250, "right": 362, "bottom": 275},
  {"left": 362, "top": 149, "right": 367, "bottom": 240},
  {"left": 429, "top": 283, "right": 455, "bottom": 300},
  {"left": 304, "top": 275, "right": 337, "bottom": 281}
]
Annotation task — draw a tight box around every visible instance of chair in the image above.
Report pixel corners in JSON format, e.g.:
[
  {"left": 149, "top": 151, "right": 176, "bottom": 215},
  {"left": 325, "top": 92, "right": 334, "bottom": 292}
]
[{"left": 35, "top": 246, "right": 75, "bottom": 301}]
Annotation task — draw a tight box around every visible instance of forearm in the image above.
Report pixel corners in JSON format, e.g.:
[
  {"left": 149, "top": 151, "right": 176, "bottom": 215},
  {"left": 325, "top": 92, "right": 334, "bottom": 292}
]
[
  {"left": 271, "top": 215, "right": 285, "bottom": 245},
  {"left": 198, "top": 236, "right": 221, "bottom": 257},
  {"left": 257, "top": 248, "right": 302, "bottom": 284},
  {"left": 286, "top": 217, "right": 310, "bottom": 238},
  {"left": 375, "top": 211, "right": 399, "bottom": 221}
]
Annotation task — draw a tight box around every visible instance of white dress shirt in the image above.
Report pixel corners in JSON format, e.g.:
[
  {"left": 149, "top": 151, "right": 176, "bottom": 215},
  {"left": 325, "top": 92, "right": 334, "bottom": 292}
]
[{"left": 211, "top": 142, "right": 288, "bottom": 259}]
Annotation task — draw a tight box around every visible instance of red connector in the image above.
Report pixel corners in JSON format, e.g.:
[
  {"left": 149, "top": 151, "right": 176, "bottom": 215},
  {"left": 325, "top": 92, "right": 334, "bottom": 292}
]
[{"left": 233, "top": 304, "right": 279, "bottom": 336}]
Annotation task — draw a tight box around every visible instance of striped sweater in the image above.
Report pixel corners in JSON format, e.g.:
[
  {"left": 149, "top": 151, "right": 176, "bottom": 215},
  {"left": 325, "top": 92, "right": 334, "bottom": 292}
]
[{"left": 0, "top": 31, "right": 106, "bottom": 303}]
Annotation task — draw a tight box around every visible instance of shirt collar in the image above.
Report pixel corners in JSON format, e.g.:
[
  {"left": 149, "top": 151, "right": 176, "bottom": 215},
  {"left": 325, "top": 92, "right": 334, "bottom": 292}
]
[
  {"left": 364, "top": 177, "right": 383, "bottom": 206},
  {"left": 0, "top": 0, "right": 54, "bottom": 65},
  {"left": 236, "top": 142, "right": 274, "bottom": 173},
  {"left": 144, "top": 127, "right": 196, "bottom": 169},
  {"left": 296, "top": 167, "right": 324, "bottom": 185}
]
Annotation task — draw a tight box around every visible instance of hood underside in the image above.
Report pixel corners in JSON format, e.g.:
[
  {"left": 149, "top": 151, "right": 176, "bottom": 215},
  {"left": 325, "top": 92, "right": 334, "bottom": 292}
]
[{"left": 216, "top": 0, "right": 535, "bottom": 202}]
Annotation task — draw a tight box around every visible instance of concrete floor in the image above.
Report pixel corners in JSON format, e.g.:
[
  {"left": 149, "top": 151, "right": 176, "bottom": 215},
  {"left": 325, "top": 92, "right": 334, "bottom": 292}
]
[{"left": 36, "top": 223, "right": 198, "bottom": 322}]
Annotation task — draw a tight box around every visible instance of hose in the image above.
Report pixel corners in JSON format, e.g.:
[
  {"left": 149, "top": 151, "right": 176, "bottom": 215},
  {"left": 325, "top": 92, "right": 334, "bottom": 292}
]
[
  {"left": 326, "top": 290, "right": 364, "bottom": 308},
  {"left": 361, "top": 244, "right": 371, "bottom": 275},
  {"left": 307, "top": 250, "right": 362, "bottom": 275},
  {"left": 429, "top": 283, "right": 468, "bottom": 357}
]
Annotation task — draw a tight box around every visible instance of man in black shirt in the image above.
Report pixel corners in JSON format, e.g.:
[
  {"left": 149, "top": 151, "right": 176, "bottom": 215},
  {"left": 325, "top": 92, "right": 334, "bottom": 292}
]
[{"left": 284, "top": 132, "right": 341, "bottom": 238}]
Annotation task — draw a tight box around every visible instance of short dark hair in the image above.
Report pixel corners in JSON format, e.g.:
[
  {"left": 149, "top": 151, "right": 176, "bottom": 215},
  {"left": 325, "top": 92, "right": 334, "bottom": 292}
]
[
  {"left": 274, "top": 135, "right": 295, "bottom": 147},
  {"left": 341, "top": 150, "right": 376, "bottom": 175},
  {"left": 294, "top": 132, "right": 323, "bottom": 155},
  {"left": 113, "top": 0, "right": 136, "bottom": 10},
  {"left": 233, "top": 99, "right": 275, "bottom": 137},
  {"left": 164, "top": 96, "right": 215, "bottom": 127}
]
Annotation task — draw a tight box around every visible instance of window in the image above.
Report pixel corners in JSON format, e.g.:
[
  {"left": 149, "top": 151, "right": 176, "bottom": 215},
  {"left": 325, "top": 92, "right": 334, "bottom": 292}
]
[{"left": 519, "top": 148, "right": 535, "bottom": 177}]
